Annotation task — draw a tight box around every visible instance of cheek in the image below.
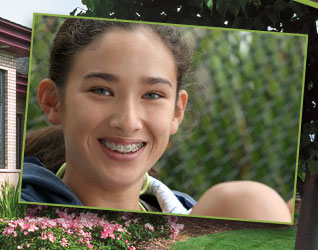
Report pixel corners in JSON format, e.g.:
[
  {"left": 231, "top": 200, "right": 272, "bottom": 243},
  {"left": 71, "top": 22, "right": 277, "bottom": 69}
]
[
  {"left": 62, "top": 96, "right": 104, "bottom": 143},
  {"left": 146, "top": 104, "right": 175, "bottom": 143}
]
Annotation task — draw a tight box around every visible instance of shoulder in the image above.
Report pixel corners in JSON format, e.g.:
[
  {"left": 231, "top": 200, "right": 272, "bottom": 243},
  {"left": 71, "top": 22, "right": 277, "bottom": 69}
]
[
  {"left": 190, "top": 181, "right": 291, "bottom": 222},
  {"left": 21, "top": 157, "right": 82, "bottom": 206}
]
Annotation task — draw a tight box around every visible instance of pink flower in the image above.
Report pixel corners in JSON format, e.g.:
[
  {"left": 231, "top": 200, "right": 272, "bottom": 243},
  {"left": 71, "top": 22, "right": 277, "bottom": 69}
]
[
  {"left": 101, "top": 227, "right": 115, "bottom": 239},
  {"left": 168, "top": 222, "right": 184, "bottom": 239},
  {"left": 40, "top": 231, "right": 47, "bottom": 240},
  {"left": 60, "top": 237, "right": 69, "bottom": 247},
  {"left": 120, "top": 216, "right": 127, "bottom": 220},
  {"left": 87, "top": 242, "right": 94, "bottom": 250},
  {"left": 167, "top": 216, "right": 178, "bottom": 224},
  {"left": 144, "top": 223, "right": 154, "bottom": 231},
  {"left": 125, "top": 239, "right": 136, "bottom": 250},
  {"left": 125, "top": 220, "right": 131, "bottom": 227},
  {"left": 47, "top": 231, "right": 56, "bottom": 243},
  {"left": 132, "top": 218, "right": 139, "bottom": 224},
  {"left": 2, "top": 226, "right": 17, "bottom": 236},
  {"left": 27, "top": 223, "right": 39, "bottom": 232},
  {"left": 1, "top": 209, "right": 135, "bottom": 249}
]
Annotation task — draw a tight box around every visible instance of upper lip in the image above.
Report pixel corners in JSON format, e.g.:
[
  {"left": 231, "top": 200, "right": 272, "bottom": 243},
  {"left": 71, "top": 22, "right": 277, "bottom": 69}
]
[{"left": 98, "top": 137, "right": 146, "bottom": 145}]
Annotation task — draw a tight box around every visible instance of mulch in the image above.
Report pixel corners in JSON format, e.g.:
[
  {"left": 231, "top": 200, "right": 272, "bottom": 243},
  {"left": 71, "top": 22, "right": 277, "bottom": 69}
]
[{"left": 139, "top": 199, "right": 301, "bottom": 250}]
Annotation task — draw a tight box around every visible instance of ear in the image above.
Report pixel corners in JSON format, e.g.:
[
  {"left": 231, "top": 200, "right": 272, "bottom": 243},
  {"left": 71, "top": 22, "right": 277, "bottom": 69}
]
[
  {"left": 38, "top": 78, "right": 62, "bottom": 125},
  {"left": 170, "top": 90, "right": 188, "bottom": 135}
]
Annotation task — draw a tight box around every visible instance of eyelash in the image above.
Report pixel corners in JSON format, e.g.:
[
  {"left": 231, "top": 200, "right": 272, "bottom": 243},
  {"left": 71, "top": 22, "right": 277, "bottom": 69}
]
[
  {"left": 90, "top": 88, "right": 163, "bottom": 100},
  {"left": 90, "top": 88, "right": 112, "bottom": 96},
  {"left": 143, "top": 92, "right": 164, "bottom": 100}
]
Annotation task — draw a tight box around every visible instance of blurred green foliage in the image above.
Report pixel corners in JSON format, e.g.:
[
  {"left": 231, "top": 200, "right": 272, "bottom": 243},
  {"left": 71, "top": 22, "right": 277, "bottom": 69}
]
[
  {"left": 27, "top": 16, "right": 66, "bottom": 131},
  {"left": 157, "top": 28, "right": 305, "bottom": 200}
]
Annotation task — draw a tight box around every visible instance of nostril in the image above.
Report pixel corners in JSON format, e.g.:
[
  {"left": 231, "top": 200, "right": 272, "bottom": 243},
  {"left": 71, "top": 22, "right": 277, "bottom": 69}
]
[{"left": 109, "top": 112, "right": 142, "bottom": 132}]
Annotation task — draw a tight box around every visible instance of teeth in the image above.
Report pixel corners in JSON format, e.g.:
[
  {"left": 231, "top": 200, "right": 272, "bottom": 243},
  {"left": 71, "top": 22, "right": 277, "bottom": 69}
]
[
  {"left": 102, "top": 141, "right": 144, "bottom": 153},
  {"left": 117, "top": 145, "right": 124, "bottom": 151}
]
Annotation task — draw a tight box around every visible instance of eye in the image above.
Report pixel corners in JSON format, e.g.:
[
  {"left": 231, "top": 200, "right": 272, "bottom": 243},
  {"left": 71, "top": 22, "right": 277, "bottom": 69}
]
[
  {"left": 143, "top": 92, "right": 163, "bottom": 100},
  {"left": 90, "top": 88, "right": 112, "bottom": 96}
]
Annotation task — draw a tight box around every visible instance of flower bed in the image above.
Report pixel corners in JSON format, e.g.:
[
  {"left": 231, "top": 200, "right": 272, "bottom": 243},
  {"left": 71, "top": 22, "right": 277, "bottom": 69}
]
[{"left": 0, "top": 206, "right": 184, "bottom": 249}]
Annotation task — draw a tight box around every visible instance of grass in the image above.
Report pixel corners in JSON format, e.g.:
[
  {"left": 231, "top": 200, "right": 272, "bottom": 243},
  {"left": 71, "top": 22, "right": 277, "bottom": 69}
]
[
  {"left": 0, "top": 180, "right": 27, "bottom": 219},
  {"left": 171, "top": 228, "right": 296, "bottom": 250}
]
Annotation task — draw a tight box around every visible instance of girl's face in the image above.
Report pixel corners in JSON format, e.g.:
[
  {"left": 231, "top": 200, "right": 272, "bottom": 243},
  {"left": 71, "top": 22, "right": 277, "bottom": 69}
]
[{"left": 41, "top": 28, "right": 188, "bottom": 192}]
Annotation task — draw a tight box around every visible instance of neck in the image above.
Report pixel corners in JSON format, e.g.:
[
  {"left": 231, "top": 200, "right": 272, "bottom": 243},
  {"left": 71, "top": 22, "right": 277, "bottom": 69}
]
[{"left": 62, "top": 163, "right": 143, "bottom": 211}]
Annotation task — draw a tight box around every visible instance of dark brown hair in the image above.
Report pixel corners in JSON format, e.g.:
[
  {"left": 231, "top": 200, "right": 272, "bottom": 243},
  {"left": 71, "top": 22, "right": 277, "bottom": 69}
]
[
  {"left": 24, "top": 126, "right": 65, "bottom": 173},
  {"left": 25, "top": 17, "right": 194, "bottom": 174},
  {"left": 50, "top": 18, "right": 193, "bottom": 94}
]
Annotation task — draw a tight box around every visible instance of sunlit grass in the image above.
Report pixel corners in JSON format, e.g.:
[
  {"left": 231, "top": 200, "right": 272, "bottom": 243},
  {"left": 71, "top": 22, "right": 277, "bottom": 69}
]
[{"left": 172, "top": 228, "right": 296, "bottom": 250}]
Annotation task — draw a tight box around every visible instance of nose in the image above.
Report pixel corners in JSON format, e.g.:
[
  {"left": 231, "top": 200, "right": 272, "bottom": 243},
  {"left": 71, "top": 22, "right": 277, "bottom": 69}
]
[{"left": 109, "top": 97, "right": 143, "bottom": 134}]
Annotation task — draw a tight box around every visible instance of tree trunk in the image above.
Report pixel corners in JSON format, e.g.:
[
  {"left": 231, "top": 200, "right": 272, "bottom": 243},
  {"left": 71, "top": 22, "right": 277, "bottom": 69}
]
[{"left": 295, "top": 168, "right": 318, "bottom": 249}]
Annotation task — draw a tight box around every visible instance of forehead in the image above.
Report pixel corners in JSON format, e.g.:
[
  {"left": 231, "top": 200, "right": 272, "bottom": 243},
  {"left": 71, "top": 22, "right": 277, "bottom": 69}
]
[
  {"left": 88, "top": 27, "right": 174, "bottom": 63},
  {"left": 90, "top": 26, "right": 166, "bottom": 49},
  {"left": 67, "top": 27, "right": 177, "bottom": 85}
]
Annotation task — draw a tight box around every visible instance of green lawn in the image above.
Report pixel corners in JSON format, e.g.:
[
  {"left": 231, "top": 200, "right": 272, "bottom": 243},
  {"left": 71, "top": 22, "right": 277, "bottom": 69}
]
[{"left": 171, "top": 228, "right": 296, "bottom": 250}]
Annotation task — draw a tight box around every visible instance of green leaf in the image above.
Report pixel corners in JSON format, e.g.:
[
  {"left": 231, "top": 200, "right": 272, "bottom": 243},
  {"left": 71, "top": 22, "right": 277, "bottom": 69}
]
[
  {"left": 273, "top": 0, "right": 288, "bottom": 12},
  {"left": 232, "top": 17, "right": 254, "bottom": 29},
  {"left": 81, "top": 9, "right": 96, "bottom": 17},
  {"left": 240, "top": 0, "right": 249, "bottom": 10},
  {"left": 216, "top": 0, "right": 227, "bottom": 16},
  {"left": 308, "top": 121, "right": 318, "bottom": 134},
  {"left": 253, "top": 17, "right": 266, "bottom": 30},
  {"left": 119, "top": 0, "right": 131, "bottom": 3},
  {"left": 227, "top": 0, "right": 241, "bottom": 17},
  {"left": 266, "top": 9, "right": 280, "bottom": 26},
  {"left": 189, "top": 0, "right": 202, "bottom": 7},
  {"left": 81, "top": 0, "right": 89, "bottom": 7},
  {"left": 300, "top": 136, "right": 311, "bottom": 149},
  {"left": 308, "top": 160, "right": 318, "bottom": 175},
  {"left": 81, "top": 0, "right": 95, "bottom": 10},
  {"left": 252, "top": 0, "right": 261, "bottom": 10},
  {"left": 70, "top": 8, "right": 77, "bottom": 16},
  {"left": 206, "top": 0, "right": 214, "bottom": 9}
]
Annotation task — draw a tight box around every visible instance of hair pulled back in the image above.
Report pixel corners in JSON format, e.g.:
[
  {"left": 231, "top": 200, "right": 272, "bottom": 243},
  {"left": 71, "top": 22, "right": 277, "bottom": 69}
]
[{"left": 50, "top": 18, "right": 193, "bottom": 94}]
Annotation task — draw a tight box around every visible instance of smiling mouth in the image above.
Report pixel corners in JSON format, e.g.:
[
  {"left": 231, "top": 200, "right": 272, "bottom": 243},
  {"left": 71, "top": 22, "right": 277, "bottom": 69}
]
[{"left": 98, "top": 139, "right": 146, "bottom": 154}]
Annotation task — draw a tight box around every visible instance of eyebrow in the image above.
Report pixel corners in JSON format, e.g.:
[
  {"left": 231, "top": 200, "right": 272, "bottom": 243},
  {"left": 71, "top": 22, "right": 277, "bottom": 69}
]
[
  {"left": 83, "top": 72, "right": 118, "bottom": 82},
  {"left": 146, "top": 77, "right": 173, "bottom": 88},
  {"left": 83, "top": 72, "right": 173, "bottom": 87}
]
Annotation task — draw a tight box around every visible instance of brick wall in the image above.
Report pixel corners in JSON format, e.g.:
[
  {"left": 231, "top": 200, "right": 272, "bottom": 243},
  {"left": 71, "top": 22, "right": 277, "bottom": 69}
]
[
  {"left": 0, "top": 50, "right": 16, "bottom": 170},
  {"left": 0, "top": 50, "right": 19, "bottom": 188}
]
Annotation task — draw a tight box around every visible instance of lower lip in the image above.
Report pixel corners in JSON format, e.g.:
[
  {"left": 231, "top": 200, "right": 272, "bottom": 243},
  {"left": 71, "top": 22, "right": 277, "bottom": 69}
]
[{"left": 99, "top": 142, "right": 145, "bottom": 162}]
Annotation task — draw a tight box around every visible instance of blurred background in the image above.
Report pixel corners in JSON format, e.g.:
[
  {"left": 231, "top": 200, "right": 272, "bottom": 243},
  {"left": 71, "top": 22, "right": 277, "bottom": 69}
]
[{"left": 27, "top": 15, "right": 306, "bottom": 202}]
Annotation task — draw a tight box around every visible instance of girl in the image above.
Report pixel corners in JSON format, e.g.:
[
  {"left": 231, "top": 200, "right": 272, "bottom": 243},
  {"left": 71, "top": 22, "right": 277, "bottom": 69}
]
[{"left": 21, "top": 17, "right": 292, "bottom": 222}]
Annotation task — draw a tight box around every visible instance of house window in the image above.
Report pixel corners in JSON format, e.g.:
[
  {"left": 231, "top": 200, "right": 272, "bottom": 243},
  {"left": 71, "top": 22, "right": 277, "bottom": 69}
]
[
  {"left": 0, "top": 70, "right": 5, "bottom": 168},
  {"left": 17, "top": 114, "right": 23, "bottom": 169}
]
